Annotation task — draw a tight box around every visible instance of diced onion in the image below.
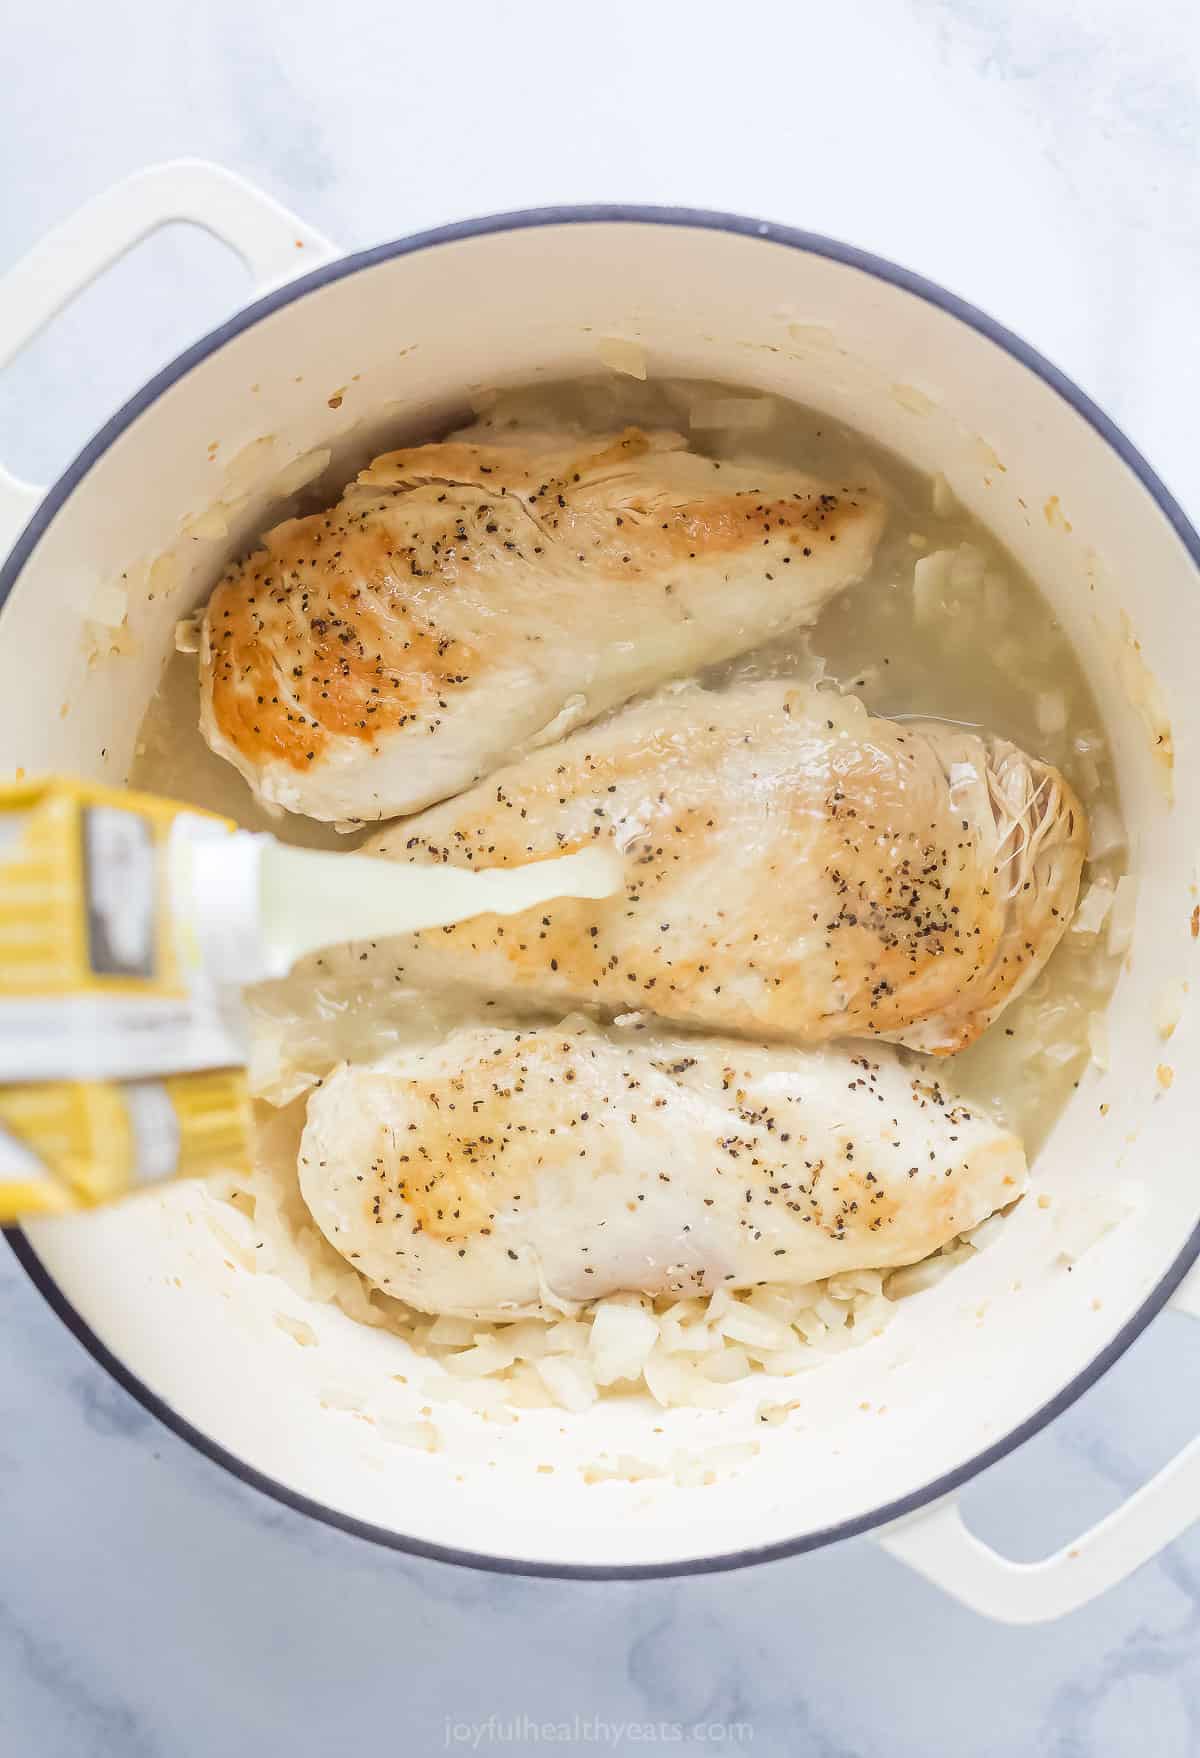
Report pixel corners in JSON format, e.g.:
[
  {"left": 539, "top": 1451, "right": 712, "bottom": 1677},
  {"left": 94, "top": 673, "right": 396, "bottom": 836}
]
[
  {"left": 535, "top": 1356, "right": 598, "bottom": 1412},
  {"left": 643, "top": 1344, "right": 723, "bottom": 1409},
  {"left": 702, "top": 1347, "right": 753, "bottom": 1383},
  {"left": 174, "top": 615, "right": 203, "bottom": 655},
  {"left": 378, "top": 1417, "right": 441, "bottom": 1451},
  {"left": 442, "top": 1338, "right": 517, "bottom": 1378},
  {"left": 274, "top": 1312, "right": 317, "bottom": 1347},
  {"left": 271, "top": 447, "right": 332, "bottom": 498},
  {"left": 1087, "top": 1012, "right": 1110, "bottom": 1071},
  {"left": 886, "top": 1242, "right": 974, "bottom": 1300},
  {"left": 583, "top": 1455, "right": 665, "bottom": 1484},
  {"left": 913, "top": 549, "right": 953, "bottom": 622},
  {"left": 931, "top": 472, "right": 956, "bottom": 516},
  {"left": 181, "top": 505, "right": 230, "bottom": 541},
  {"left": 1071, "top": 883, "right": 1114, "bottom": 936},
  {"left": 1106, "top": 874, "right": 1137, "bottom": 956},
  {"left": 959, "top": 1212, "right": 1008, "bottom": 1252},
  {"left": 427, "top": 1314, "right": 478, "bottom": 1346},
  {"left": 319, "top": 1386, "right": 366, "bottom": 1412},
  {"left": 1036, "top": 690, "right": 1068, "bottom": 736},
  {"left": 224, "top": 435, "right": 278, "bottom": 495},
  {"left": 714, "top": 1302, "right": 795, "bottom": 1352},
  {"left": 596, "top": 337, "right": 646, "bottom": 380},
  {"left": 148, "top": 554, "right": 179, "bottom": 598},
  {"left": 588, "top": 1298, "right": 659, "bottom": 1385}
]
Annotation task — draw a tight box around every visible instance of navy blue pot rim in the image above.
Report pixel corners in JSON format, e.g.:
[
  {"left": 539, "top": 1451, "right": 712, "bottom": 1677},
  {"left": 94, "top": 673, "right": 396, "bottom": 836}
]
[{"left": 2, "top": 203, "right": 1198, "bottom": 1581}]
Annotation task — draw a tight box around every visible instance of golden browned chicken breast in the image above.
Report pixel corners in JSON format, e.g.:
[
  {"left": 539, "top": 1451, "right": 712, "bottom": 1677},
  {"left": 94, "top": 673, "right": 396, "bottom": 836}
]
[
  {"left": 299, "top": 1014, "right": 1026, "bottom": 1318},
  {"left": 358, "top": 681, "right": 1086, "bottom": 1055},
  {"left": 198, "top": 428, "right": 884, "bottom": 822}
]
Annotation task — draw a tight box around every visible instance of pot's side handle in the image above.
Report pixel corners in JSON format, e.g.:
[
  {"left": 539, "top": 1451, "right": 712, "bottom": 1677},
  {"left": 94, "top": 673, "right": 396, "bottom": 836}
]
[
  {"left": 879, "top": 1269, "right": 1200, "bottom": 1623},
  {"left": 0, "top": 158, "right": 339, "bottom": 552}
]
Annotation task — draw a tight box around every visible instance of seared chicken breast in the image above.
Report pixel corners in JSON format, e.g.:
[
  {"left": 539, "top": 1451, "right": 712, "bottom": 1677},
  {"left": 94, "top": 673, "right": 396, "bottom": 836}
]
[
  {"left": 299, "top": 1015, "right": 1026, "bottom": 1318},
  {"left": 357, "top": 682, "right": 1086, "bottom": 1055},
  {"left": 198, "top": 428, "right": 884, "bottom": 822}
]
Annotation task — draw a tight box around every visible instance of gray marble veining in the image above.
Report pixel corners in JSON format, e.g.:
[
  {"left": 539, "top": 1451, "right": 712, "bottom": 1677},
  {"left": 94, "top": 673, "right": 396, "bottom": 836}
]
[{"left": 0, "top": 0, "right": 1197, "bottom": 1751}]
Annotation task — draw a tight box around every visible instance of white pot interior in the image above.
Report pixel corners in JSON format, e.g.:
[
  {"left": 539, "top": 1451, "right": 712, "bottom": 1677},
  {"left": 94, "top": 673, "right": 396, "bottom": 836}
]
[{"left": 2, "top": 219, "right": 1196, "bottom": 1570}]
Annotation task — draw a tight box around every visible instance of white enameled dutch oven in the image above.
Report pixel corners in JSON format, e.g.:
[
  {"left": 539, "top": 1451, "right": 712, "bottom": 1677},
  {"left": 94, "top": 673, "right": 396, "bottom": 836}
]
[{"left": 1, "top": 161, "right": 1197, "bottom": 1621}]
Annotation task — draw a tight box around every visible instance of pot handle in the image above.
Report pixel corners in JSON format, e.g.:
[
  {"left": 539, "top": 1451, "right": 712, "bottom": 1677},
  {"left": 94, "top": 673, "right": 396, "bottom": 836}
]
[
  {"left": 877, "top": 1264, "right": 1200, "bottom": 1622},
  {"left": 0, "top": 158, "right": 338, "bottom": 552}
]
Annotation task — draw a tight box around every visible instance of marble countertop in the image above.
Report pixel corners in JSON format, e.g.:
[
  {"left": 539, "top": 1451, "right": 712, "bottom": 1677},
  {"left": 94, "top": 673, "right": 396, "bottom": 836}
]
[{"left": 1, "top": 1, "right": 1197, "bottom": 1751}]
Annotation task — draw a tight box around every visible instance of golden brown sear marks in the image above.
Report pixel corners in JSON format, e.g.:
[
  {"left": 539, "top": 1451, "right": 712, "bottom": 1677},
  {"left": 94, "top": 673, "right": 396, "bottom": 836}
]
[{"left": 199, "top": 427, "right": 885, "bottom": 820}]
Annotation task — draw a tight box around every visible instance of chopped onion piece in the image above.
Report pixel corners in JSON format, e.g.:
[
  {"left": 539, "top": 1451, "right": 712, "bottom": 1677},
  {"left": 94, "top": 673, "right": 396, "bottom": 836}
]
[
  {"left": 319, "top": 1386, "right": 366, "bottom": 1412},
  {"left": 756, "top": 1401, "right": 793, "bottom": 1426},
  {"left": 913, "top": 549, "right": 953, "bottom": 622},
  {"left": 703, "top": 1287, "right": 737, "bottom": 1325},
  {"left": 589, "top": 1299, "right": 659, "bottom": 1385},
  {"left": 715, "top": 1302, "right": 794, "bottom": 1351},
  {"left": 148, "top": 554, "right": 179, "bottom": 598},
  {"left": 505, "top": 1362, "right": 556, "bottom": 1408},
  {"left": 1087, "top": 1012, "right": 1110, "bottom": 1071},
  {"left": 545, "top": 1318, "right": 591, "bottom": 1356},
  {"left": 535, "top": 1356, "right": 597, "bottom": 1412},
  {"left": 224, "top": 435, "right": 277, "bottom": 496},
  {"left": 427, "top": 1314, "right": 478, "bottom": 1346},
  {"left": 174, "top": 614, "right": 203, "bottom": 655},
  {"left": 583, "top": 1455, "right": 665, "bottom": 1484},
  {"left": 271, "top": 447, "right": 332, "bottom": 498},
  {"left": 931, "top": 472, "right": 956, "bottom": 516},
  {"left": 1036, "top": 690, "right": 1068, "bottom": 736},
  {"left": 596, "top": 337, "right": 646, "bottom": 380},
  {"left": 825, "top": 1269, "right": 884, "bottom": 1300},
  {"left": 757, "top": 1345, "right": 816, "bottom": 1374},
  {"left": 702, "top": 1347, "right": 752, "bottom": 1383},
  {"left": 644, "top": 1344, "right": 723, "bottom": 1409},
  {"left": 442, "top": 1338, "right": 517, "bottom": 1378},
  {"left": 960, "top": 1212, "right": 1008, "bottom": 1252},
  {"left": 181, "top": 505, "right": 230, "bottom": 541},
  {"left": 1040, "top": 1037, "right": 1083, "bottom": 1068},
  {"left": 792, "top": 1309, "right": 828, "bottom": 1343},
  {"left": 1106, "top": 874, "right": 1137, "bottom": 956},
  {"left": 274, "top": 1312, "right": 317, "bottom": 1347},
  {"left": 438, "top": 1379, "right": 514, "bottom": 1417},
  {"left": 378, "top": 1417, "right": 441, "bottom": 1451},
  {"left": 499, "top": 1320, "right": 554, "bottom": 1361},
  {"left": 1071, "top": 883, "right": 1114, "bottom": 936},
  {"left": 813, "top": 1295, "right": 849, "bottom": 1329},
  {"left": 886, "top": 1243, "right": 974, "bottom": 1300}
]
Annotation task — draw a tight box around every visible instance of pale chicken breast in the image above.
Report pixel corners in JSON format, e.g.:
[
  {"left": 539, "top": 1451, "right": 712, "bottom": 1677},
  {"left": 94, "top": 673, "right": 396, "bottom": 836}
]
[
  {"left": 357, "top": 682, "right": 1086, "bottom": 1055},
  {"left": 198, "top": 427, "right": 884, "bottom": 822},
  {"left": 299, "top": 1015, "right": 1026, "bottom": 1318}
]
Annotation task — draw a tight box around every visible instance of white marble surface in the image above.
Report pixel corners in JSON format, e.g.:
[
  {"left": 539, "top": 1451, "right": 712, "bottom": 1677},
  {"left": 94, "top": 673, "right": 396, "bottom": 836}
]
[{"left": 1, "top": 0, "right": 1197, "bottom": 1751}]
